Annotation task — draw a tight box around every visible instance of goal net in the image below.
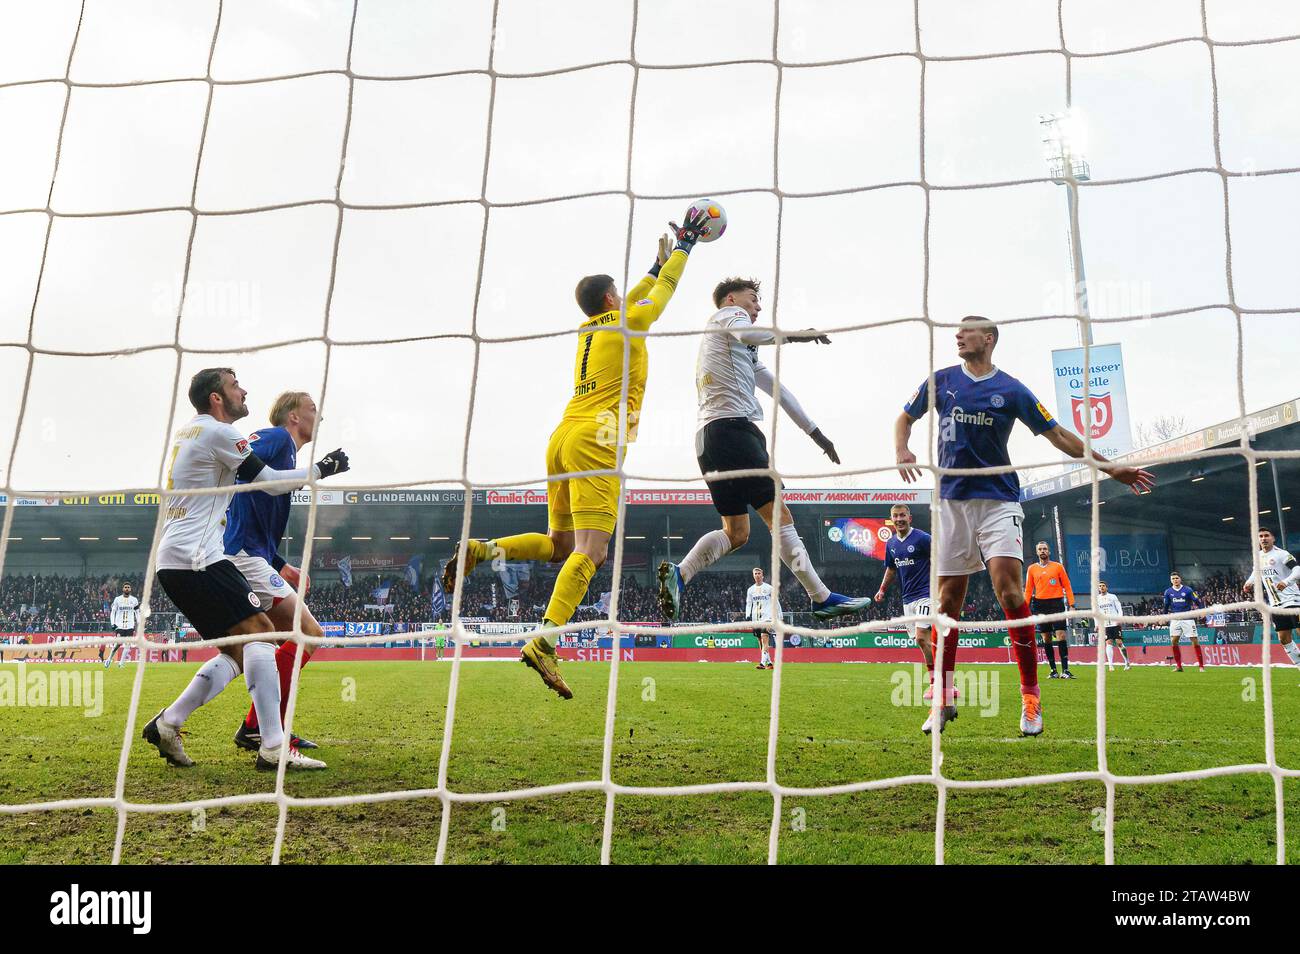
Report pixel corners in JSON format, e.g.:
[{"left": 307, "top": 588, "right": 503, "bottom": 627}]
[{"left": 1, "top": 0, "right": 1298, "bottom": 865}]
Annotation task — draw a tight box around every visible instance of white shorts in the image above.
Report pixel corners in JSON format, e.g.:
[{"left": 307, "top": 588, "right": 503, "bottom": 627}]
[
  {"left": 904, "top": 597, "right": 932, "bottom": 640},
  {"left": 1169, "top": 619, "right": 1197, "bottom": 641},
  {"left": 228, "top": 552, "right": 294, "bottom": 612},
  {"left": 935, "top": 498, "right": 1024, "bottom": 576}
]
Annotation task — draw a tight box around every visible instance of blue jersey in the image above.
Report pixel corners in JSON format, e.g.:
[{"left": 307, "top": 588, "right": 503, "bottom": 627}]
[
  {"left": 885, "top": 528, "right": 931, "bottom": 604},
  {"left": 903, "top": 365, "right": 1057, "bottom": 502},
  {"left": 1163, "top": 585, "right": 1201, "bottom": 613},
  {"left": 223, "top": 427, "right": 296, "bottom": 567}
]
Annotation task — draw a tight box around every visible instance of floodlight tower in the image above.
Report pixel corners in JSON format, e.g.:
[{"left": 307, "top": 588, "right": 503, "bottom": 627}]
[{"left": 1040, "top": 110, "right": 1092, "bottom": 345}]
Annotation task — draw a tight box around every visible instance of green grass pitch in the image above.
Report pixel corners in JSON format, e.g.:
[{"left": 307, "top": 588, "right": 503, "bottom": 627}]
[{"left": 2, "top": 659, "right": 1298, "bottom": 864}]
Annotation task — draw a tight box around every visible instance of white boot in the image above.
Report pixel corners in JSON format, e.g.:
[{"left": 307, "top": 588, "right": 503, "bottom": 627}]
[{"left": 256, "top": 742, "right": 326, "bottom": 771}]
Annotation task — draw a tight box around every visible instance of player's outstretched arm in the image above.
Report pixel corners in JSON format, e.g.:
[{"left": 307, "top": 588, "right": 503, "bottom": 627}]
[
  {"left": 784, "top": 330, "right": 831, "bottom": 344},
  {"left": 895, "top": 412, "right": 923, "bottom": 483},
  {"left": 752, "top": 365, "right": 837, "bottom": 462},
  {"left": 629, "top": 218, "right": 706, "bottom": 330},
  {"left": 1042, "top": 426, "right": 1155, "bottom": 494},
  {"left": 625, "top": 233, "right": 674, "bottom": 304}
]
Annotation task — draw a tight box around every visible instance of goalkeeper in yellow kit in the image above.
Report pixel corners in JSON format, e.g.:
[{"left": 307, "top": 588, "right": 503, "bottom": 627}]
[{"left": 442, "top": 208, "right": 713, "bottom": 698}]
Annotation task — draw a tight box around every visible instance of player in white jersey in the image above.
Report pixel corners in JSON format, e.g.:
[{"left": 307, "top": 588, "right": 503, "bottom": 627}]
[
  {"left": 659, "top": 277, "right": 872, "bottom": 623},
  {"left": 1243, "top": 527, "right": 1300, "bottom": 671},
  {"left": 141, "top": 368, "right": 349, "bottom": 772},
  {"left": 106, "top": 581, "right": 139, "bottom": 668},
  {"left": 1095, "top": 580, "right": 1129, "bottom": 671},
  {"left": 746, "top": 567, "right": 779, "bottom": 670}
]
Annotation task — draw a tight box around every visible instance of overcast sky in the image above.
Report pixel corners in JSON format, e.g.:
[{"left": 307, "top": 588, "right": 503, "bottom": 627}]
[{"left": 0, "top": 0, "right": 1297, "bottom": 498}]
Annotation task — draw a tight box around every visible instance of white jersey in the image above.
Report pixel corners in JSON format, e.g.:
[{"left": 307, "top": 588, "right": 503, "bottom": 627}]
[
  {"left": 746, "top": 582, "right": 779, "bottom": 624},
  {"left": 156, "top": 414, "right": 255, "bottom": 571},
  {"left": 1094, "top": 592, "right": 1123, "bottom": 620},
  {"left": 110, "top": 595, "right": 140, "bottom": 630},
  {"left": 694, "top": 307, "right": 816, "bottom": 450},
  {"left": 1246, "top": 547, "right": 1300, "bottom": 608}
]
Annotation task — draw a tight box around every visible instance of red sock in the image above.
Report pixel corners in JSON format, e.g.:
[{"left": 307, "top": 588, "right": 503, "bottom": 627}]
[
  {"left": 1004, "top": 601, "right": 1039, "bottom": 694},
  {"left": 1172, "top": 642, "right": 1183, "bottom": 670},
  {"left": 244, "top": 644, "right": 312, "bottom": 730},
  {"left": 935, "top": 626, "right": 959, "bottom": 703},
  {"left": 1193, "top": 643, "right": 1204, "bottom": 669}
]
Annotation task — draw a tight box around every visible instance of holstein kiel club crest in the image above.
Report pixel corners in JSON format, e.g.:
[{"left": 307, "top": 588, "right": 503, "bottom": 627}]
[{"left": 1071, "top": 392, "right": 1114, "bottom": 438}]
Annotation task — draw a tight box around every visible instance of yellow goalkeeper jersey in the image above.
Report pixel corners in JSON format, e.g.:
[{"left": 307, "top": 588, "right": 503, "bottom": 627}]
[{"left": 562, "top": 249, "right": 687, "bottom": 441}]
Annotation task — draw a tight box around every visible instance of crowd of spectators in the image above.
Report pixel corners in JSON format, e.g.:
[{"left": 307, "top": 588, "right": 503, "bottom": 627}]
[
  {"left": 0, "top": 566, "right": 1267, "bottom": 632},
  {"left": 0, "top": 574, "right": 180, "bottom": 632}
]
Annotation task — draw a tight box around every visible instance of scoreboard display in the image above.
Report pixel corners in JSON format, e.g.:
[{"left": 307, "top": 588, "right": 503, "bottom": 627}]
[{"left": 824, "top": 517, "right": 893, "bottom": 561}]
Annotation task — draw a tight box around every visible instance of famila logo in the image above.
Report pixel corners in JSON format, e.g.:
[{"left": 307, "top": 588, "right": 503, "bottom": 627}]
[{"left": 949, "top": 407, "right": 995, "bottom": 426}]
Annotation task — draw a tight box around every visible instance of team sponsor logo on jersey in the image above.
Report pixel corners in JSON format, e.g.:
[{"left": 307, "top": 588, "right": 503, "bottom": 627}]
[
  {"left": 235, "top": 439, "right": 249, "bottom": 454},
  {"left": 249, "top": 432, "right": 261, "bottom": 443},
  {"left": 990, "top": 393, "right": 1005, "bottom": 408},
  {"left": 949, "top": 407, "right": 995, "bottom": 426},
  {"left": 636, "top": 299, "right": 652, "bottom": 306}
]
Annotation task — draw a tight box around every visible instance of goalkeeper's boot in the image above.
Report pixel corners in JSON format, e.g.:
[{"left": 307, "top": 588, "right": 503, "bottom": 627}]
[
  {"left": 812, "top": 592, "right": 873, "bottom": 620},
  {"left": 921, "top": 704, "right": 958, "bottom": 735},
  {"left": 255, "top": 741, "right": 326, "bottom": 771},
  {"left": 142, "top": 709, "right": 194, "bottom": 768},
  {"left": 235, "top": 723, "right": 318, "bottom": 752},
  {"left": 657, "top": 561, "right": 684, "bottom": 621},
  {"left": 521, "top": 636, "right": 573, "bottom": 700},
  {"left": 1020, "top": 693, "right": 1043, "bottom": 737},
  {"left": 442, "top": 539, "right": 492, "bottom": 593},
  {"left": 1061, "top": 670, "right": 1076, "bottom": 680}
]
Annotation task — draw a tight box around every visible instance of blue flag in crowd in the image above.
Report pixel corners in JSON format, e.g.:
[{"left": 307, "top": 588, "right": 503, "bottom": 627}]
[
  {"left": 338, "top": 556, "right": 353, "bottom": 588},
  {"left": 431, "top": 573, "right": 447, "bottom": 620},
  {"left": 405, "top": 554, "right": 424, "bottom": 589}
]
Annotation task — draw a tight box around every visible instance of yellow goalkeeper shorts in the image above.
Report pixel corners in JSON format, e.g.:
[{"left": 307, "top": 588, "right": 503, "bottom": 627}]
[{"left": 546, "top": 418, "right": 620, "bottom": 534}]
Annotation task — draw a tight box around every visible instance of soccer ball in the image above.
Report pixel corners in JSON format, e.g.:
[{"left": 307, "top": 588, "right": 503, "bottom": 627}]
[{"left": 686, "top": 198, "right": 727, "bottom": 243}]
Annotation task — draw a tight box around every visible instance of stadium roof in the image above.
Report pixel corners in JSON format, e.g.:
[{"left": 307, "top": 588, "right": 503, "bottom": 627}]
[{"left": 1020, "top": 396, "right": 1300, "bottom": 535}]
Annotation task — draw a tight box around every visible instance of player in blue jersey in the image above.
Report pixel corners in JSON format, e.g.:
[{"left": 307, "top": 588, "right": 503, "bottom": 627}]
[
  {"left": 225, "top": 391, "right": 336, "bottom": 755},
  {"left": 1163, "top": 571, "right": 1205, "bottom": 672},
  {"left": 895, "top": 316, "right": 1154, "bottom": 736},
  {"left": 874, "top": 503, "right": 946, "bottom": 700}
]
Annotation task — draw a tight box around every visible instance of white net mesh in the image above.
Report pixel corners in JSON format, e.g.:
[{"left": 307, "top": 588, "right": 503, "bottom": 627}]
[{"left": 1, "top": 0, "right": 1299, "bottom": 864}]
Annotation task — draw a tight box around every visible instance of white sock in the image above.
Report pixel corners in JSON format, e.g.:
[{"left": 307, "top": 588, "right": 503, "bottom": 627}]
[
  {"left": 679, "top": 529, "right": 733, "bottom": 585},
  {"left": 1285, "top": 640, "right": 1300, "bottom": 666},
  {"left": 163, "top": 653, "right": 240, "bottom": 726},
  {"left": 761, "top": 648, "right": 771, "bottom": 666},
  {"left": 244, "top": 641, "right": 285, "bottom": 750},
  {"left": 1105, "top": 643, "right": 1114, "bottom": 666},
  {"left": 778, "top": 523, "right": 830, "bottom": 603}
]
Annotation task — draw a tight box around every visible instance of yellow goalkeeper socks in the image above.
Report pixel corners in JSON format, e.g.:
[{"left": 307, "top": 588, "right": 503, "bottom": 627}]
[
  {"left": 542, "top": 552, "right": 596, "bottom": 637},
  {"left": 489, "top": 533, "right": 555, "bottom": 563}
]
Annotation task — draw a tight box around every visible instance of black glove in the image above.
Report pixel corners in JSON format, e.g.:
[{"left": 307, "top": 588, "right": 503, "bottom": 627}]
[
  {"left": 314, "top": 448, "right": 350, "bottom": 479},
  {"left": 810, "top": 428, "right": 840, "bottom": 465},
  {"left": 787, "top": 329, "right": 831, "bottom": 344},
  {"left": 668, "top": 207, "right": 712, "bottom": 253}
]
